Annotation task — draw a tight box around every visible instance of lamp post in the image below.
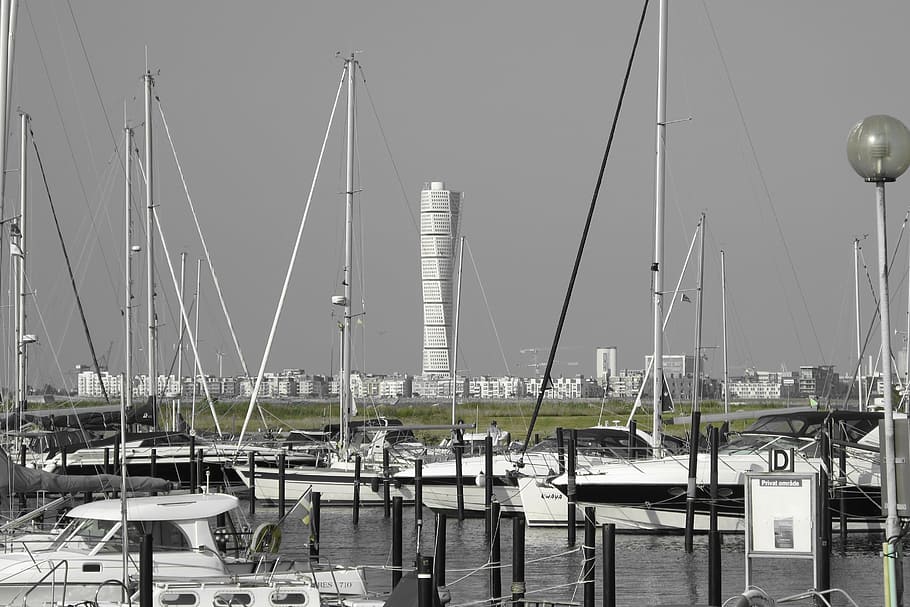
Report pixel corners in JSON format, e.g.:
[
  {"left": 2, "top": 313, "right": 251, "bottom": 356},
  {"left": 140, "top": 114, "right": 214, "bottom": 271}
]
[{"left": 847, "top": 114, "right": 910, "bottom": 607}]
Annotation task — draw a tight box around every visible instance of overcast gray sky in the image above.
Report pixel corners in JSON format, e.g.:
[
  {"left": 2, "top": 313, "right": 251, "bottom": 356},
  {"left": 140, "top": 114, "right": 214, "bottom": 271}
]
[{"left": 9, "top": 1, "right": 910, "bottom": 390}]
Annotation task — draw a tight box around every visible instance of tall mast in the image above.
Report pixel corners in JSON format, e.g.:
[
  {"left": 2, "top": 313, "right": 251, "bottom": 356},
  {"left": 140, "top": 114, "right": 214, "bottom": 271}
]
[
  {"left": 854, "top": 238, "right": 864, "bottom": 410},
  {"left": 692, "top": 213, "right": 705, "bottom": 411},
  {"left": 124, "top": 126, "right": 133, "bottom": 412},
  {"left": 145, "top": 71, "right": 157, "bottom": 426},
  {"left": 721, "top": 249, "right": 729, "bottom": 415},
  {"left": 176, "top": 251, "right": 186, "bottom": 430},
  {"left": 15, "top": 111, "right": 27, "bottom": 423},
  {"left": 651, "top": 0, "right": 668, "bottom": 453},
  {"left": 341, "top": 55, "right": 356, "bottom": 455},
  {"left": 450, "top": 236, "right": 465, "bottom": 425}
]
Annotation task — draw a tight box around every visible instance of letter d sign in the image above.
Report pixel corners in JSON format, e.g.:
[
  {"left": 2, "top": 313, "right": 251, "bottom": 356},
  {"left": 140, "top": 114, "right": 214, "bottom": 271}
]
[{"left": 768, "top": 448, "right": 794, "bottom": 472}]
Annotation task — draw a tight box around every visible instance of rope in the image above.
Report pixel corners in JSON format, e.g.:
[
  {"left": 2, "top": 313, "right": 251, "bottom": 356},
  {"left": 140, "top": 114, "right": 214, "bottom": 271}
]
[{"left": 520, "top": 0, "right": 651, "bottom": 457}]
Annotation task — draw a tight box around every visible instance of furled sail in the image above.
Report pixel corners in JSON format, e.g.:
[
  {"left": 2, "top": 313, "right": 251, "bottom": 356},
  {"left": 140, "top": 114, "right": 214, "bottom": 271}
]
[{"left": 0, "top": 446, "right": 173, "bottom": 495}]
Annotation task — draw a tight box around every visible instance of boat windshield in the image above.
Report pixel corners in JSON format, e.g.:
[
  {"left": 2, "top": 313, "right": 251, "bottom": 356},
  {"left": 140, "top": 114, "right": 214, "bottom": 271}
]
[
  {"left": 50, "top": 518, "right": 192, "bottom": 553},
  {"left": 721, "top": 434, "right": 817, "bottom": 456}
]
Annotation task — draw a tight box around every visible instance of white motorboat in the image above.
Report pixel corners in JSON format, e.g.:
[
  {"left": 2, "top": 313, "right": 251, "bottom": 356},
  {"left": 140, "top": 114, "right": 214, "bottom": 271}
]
[{"left": 550, "top": 410, "right": 885, "bottom": 532}]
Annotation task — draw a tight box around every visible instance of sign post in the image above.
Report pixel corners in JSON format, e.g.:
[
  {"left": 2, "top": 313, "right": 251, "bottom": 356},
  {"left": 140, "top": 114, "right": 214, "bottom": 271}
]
[{"left": 744, "top": 466, "right": 818, "bottom": 590}]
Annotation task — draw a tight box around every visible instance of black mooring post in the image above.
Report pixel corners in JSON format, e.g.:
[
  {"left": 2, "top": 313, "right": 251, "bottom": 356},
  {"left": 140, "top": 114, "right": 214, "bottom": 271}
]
[
  {"left": 113, "top": 437, "right": 120, "bottom": 476},
  {"left": 434, "top": 513, "right": 447, "bottom": 588},
  {"left": 189, "top": 444, "right": 197, "bottom": 493},
  {"left": 684, "top": 409, "right": 702, "bottom": 553},
  {"left": 248, "top": 451, "right": 256, "bottom": 516},
  {"left": 603, "top": 523, "right": 616, "bottom": 607},
  {"left": 392, "top": 495, "right": 403, "bottom": 588},
  {"left": 512, "top": 514, "right": 526, "bottom": 606},
  {"left": 628, "top": 420, "right": 637, "bottom": 460},
  {"left": 583, "top": 507, "right": 596, "bottom": 607},
  {"left": 383, "top": 447, "right": 392, "bottom": 518},
  {"left": 708, "top": 426, "right": 721, "bottom": 607},
  {"left": 567, "top": 435, "right": 577, "bottom": 546},
  {"left": 817, "top": 425, "right": 831, "bottom": 598},
  {"left": 140, "top": 533, "right": 153, "bottom": 607},
  {"left": 150, "top": 448, "right": 157, "bottom": 496},
  {"left": 485, "top": 435, "right": 494, "bottom": 540},
  {"left": 196, "top": 449, "right": 205, "bottom": 493},
  {"left": 310, "top": 492, "right": 321, "bottom": 562},
  {"left": 60, "top": 450, "right": 67, "bottom": 474},
  {"left": 415, "top": 458, "right": 424, "bottom": 531},
  {"left": 838, "top": 426, "right": 848, "bottom": 553},
  {"left": 104, "top": 447, "right": 111, "bottom": 475},
  {"left": 455, "top": 441, "right": 465, "bottom": 520},
  {"left": 278, "top": 451, "right": 286, "bottom": 518},
  {"left": 418, "top": 555, "right": 434, "bottom": 607},
  {"left": 353, "top": 454, "right": 362, "bottom": 525},
  {"left": 556, "top": 427, "right": 565, "bottom": 474},
  {"left": 18, "top": 444, "right": 26, "bottom": 509},
  {"left": 490, "top": 500, "right": 501, "bottom": 605}
]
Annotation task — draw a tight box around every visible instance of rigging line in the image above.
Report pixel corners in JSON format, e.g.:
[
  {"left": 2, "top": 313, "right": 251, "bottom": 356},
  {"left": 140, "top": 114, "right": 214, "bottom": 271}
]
[
  {"left": 519, "top": 0, "right": 650, "bottom": 458},
  {"left": 151, "top": 206, "right": 222, "bottom": 437},
  {"left": 23, "top": 280, "right": 93, "bottom": 444},
  {"left": 357, "top": 68, "right": 419, "bottom": 235},
  {"left": 51, "top": 6, "right": 97, "bottom": 179},
  {"left": 31, "top": 131, "right": 110, "bottom": 405},
  {"left": 65, "top": 1, "right": 123, "bottom": 174},
  {"left": 700, "top": 1, "right": 825, "bottom": 365},
  {"left": 23, "top": 2, "right": 119, "bottom": 304},
  {"left": 463, "top": 239, "right": 510, "bottom": 376},
  {"left": 155, "top": 99, "right": 256, "bottom": 390},
  {"left": 235, "top": 64, "right": 346, "bottom": 452}
]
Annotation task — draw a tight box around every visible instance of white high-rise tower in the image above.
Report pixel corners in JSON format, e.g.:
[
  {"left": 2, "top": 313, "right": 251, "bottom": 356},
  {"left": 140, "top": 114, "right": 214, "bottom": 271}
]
[{"left": 420, "top": 181, "right": 462, "bottom": 376}]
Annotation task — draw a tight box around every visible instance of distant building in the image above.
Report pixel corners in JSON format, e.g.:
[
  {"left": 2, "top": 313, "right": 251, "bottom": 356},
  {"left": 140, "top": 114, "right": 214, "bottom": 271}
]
[
  {"left": 595, "top": 347, "right": 618, "bottom": 386},
  {"left": 420, "top": 181, "right": 462, "bottom": 376}
]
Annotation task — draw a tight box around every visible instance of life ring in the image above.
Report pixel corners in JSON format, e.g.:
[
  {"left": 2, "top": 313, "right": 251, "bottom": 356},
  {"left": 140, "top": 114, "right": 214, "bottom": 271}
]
[
  {"left": 730, "top": 588, "right": 775, "bottom": 607},
  {"left": 250, "top": 523, "right": 282, "bottom": 554}
]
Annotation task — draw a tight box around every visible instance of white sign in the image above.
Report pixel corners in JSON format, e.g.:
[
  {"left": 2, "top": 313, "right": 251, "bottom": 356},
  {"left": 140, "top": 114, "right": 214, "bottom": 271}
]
[{"left": 746, "top": 473, "right": 815, "bottom": 556}]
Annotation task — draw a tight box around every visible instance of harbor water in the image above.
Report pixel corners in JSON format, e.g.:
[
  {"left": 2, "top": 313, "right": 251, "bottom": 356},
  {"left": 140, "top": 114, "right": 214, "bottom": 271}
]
[{"left": 253, "top": 504, "right": 901, "bottom": 606}]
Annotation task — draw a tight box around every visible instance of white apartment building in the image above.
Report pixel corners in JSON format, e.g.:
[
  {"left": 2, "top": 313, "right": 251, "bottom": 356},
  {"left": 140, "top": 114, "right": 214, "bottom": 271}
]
[
  {"left": 476, "top": 376, "right": 526, "bottom": 399},
  {"left": 77, "top": 370, "right": 123, "bottom": 398},
  {"left": 420, "top": 181, "right": 462, "bottom": 375}
]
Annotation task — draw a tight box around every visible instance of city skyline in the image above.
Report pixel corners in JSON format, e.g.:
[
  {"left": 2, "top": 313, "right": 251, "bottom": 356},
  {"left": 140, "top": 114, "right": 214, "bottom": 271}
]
[{"left": 4, "top": 3, "right": 910, "bottom": 395}]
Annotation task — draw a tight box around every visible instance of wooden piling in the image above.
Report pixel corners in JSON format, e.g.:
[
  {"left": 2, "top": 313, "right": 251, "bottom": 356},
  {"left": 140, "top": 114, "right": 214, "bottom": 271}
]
[
  {"left": 278, "top": 451, "right": 286, "bottom": 518},
  {"left": 434, "top": 513, "right": 447, "bottom": 587},
  {"left": 602, "top": 523, "right": 615, "bottom": 607},
  {"left": 583, "top": 507, "right": 595, "bottom": 607},
  {"left": 353, "top": 454, "right": 361, "bottom": 525},
  {"left": 392, "top": 495, "right": 403, "bottom": 588},
  {"left": 485, "top": 435, "right": 494, "bottom": 540},
  {"left": 415, "top": 458, "right": 424, "bottom": 531},
  {"left": 511, "top": 514, "right": 526, "bottom": 605},
  {"left": 684, "top": 409, "right": 701, "bottom": 553},
  {"left": 490, "top": 500, "right": 501, "bottom": 604},
  {"left": 248, "top": 451, "right": 256, "bottom": 516},
  {"left": 567, "top": 432, "right": 578, "bottom": 545},
  {"left": 417, "top": 555, "right": 434, "bottom": 607},
  {"left": 383, "top": 448, "right": 392, "bottom": 518},
  {"left": 708, "top": 426, "right": 721, "bottom": 607}
]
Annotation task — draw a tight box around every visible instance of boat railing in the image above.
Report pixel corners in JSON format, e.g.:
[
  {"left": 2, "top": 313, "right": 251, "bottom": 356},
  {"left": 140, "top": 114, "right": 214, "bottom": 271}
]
[
  {"left": 774, "top": 587, "right": 860, "bottom": 607},
  {"left": 94, "top": 578, "right": 133, "bottom": 605},
  {"left": 20, "top": 558, "right": 68, "bottom": 607}
]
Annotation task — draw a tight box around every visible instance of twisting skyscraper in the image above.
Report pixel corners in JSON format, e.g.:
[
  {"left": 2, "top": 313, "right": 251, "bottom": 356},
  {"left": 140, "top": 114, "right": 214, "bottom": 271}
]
[{"left": 420, "top": 182, "right": 462, "bottom": 376}]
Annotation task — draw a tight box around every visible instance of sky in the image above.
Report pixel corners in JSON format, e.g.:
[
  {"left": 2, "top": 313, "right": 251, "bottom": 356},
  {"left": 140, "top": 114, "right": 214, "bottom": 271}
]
[{"left": 7, "top": 1, "right": 910, "bottom": 391}]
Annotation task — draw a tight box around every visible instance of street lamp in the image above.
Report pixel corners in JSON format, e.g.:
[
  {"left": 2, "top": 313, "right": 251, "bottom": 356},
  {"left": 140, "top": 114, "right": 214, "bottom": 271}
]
[{"left": 847, "top": 114, "right": 910, "bottom": 607}]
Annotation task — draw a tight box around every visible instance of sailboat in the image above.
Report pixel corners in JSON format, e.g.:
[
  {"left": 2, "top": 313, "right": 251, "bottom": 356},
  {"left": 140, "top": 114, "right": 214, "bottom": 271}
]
[{"left": 232, "top": 55, "right": 432, "bottom": 505}]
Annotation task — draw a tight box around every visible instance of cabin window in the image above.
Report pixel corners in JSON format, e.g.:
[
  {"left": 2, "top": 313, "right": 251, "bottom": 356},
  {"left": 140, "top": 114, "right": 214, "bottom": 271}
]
[
  {"left": 159, "top": 592, "right": 198, "bottom": 606},
  {"left": 213, "top": 592, "right": 253, "bottom": 606},
  {"left": 131, "top": 521, "right": 191, "bottom": 550},
  {"left": 271, "top": 592, "right": 309, "bottom": 606}
]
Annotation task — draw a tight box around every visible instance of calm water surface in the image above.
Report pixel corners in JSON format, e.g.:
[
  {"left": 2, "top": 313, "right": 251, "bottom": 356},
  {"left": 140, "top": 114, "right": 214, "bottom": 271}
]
[{"left": 249, "top": 505, "right": 901, "bottom": 606}]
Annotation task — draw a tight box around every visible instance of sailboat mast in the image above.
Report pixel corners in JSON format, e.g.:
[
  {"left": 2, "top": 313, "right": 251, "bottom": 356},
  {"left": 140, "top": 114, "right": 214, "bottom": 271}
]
[
  {"left": 721, "top": 249, "right": 729, "bottom": 415},
  {"left": 451, "top": 236, "right": 465, "bottom": 425},
  {"left": 15, "top": 111, "right": 27, "bottom": 423},
  {"left": 692, "top": 213, "right": 705, "bottom": 411},
  {"left": 176, "top": 251, "right": 186, "bottom": 430},
  {"left": 341, "top": 55, "right": 356, "bottom": 454},
  {"left": 145, "top": 71, "right": 157, "bottom": 427},
  {"left": 651, "top": 0, "right": 668, "bottom": 453},
  {"left": 125, "top": 126, "right": 133, "bottom": 412},
  {"left": 854, "top": 238, "right": 864, "bottom": 410}
]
